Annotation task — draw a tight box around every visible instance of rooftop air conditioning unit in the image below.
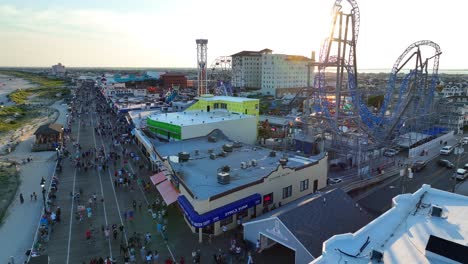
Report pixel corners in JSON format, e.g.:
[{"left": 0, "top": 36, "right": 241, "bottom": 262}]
[
  {"left": 208, "top": 149, "right": 214, "bottom": 154},
  {"left": 431, "top": 205, "right": 443, "bottom": 217},
  {"left": 251, "top": 159, "right": 257, "bottom": 167},
  {"left": 269, "top": 151, "right": 276, "bottom": 157},
  {"left": 241, "top": 162, "right": 247, "bottom": 169},
  {"left": 178, "top": 152, "right": 190, "bottom": 162},
  {"left": 279, "top": 158, "right": 288, "bottom": 166},
  {"left": 218, "top": 151, "right": 227, "bottom": 157},
  {"left": 208, "top": 136, "right": 217, "bottom": 142},
  {"left": 370, "top": 250, "right": 383, "bottom": 263},
  {"left": 210, "top": 153, "right": 217, "bottom": 160},
  {"left": 222, "top": 144, "right": 234, "bottom": 152},
  {"left": 220, "top": 165, "right": 230, "bottom": 173},
  {"left": 217, "top": 172, "right": 230, "bottom": 184},
  {"left": 194, "top": 150, "right": 199, "bottom": 156},
  {"left": 233, "top": 141, "right": 242, "bottom": 148}
]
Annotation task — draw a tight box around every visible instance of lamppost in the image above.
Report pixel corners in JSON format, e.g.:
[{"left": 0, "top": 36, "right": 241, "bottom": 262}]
[{"left": 40, "top": 177, "right": 47, "bottom": 214}]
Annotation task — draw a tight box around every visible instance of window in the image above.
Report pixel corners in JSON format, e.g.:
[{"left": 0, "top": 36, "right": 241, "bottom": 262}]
[
  {"left": 282, "top": 185, "right": 292, "bottom": 199},
  {"left": 220, "top": 215, "right": 233, "bottom": 226},
  {"left": 214, "top": 103, "right": 219, "bottom": 109},
  {"left": 238, "top": 209, "right": 248, "bottom": 219},
  {"left": 300, "top": 179, "right": 309, "bottom": 191},
  {"left": 263, "top": 193, "right": 273, "bottom": 206},
  {"left": 255, "top": 104, "right": 259, "bottom": 110}
]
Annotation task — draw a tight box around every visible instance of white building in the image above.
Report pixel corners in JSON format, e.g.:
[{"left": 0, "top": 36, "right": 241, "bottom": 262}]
[
  {"left": 261, "top": 54, "right": 311, "bottom": 96},
  {"left": 231, "top": 49, "right": 313, "bottom": 96},
  {"left": 440, "top": 83, "right": 468, "bottom": 97},
  {"left": 438, "top": 96, "right": 468, "bottom": 134},
  {"left": 312, "top": 184, "right": 468, "bottom": 264},
  {"left": 231, "top": 49, "right": 271, "bottom": 90},
  {"left": 51, "top": 63, "right": 66, "bottom": 76}
]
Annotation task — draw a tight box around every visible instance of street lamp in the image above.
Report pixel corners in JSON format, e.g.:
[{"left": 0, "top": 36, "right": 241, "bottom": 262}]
[{"left": 40, "top": 177, "right": 47, "bottom": 214}]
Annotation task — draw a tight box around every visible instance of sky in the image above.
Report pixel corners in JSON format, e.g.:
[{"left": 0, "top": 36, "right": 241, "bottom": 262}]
[{"left": 0, "top": 0, "right": 465, "bottom": 69}]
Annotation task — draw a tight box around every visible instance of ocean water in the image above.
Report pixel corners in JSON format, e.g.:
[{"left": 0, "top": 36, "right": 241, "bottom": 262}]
[{"left": 358, "top": 69, "right": 468, "bottom": 74}]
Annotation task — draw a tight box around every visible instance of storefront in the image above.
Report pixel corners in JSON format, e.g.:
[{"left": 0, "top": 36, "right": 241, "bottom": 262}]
[{"left": 178, "top": 193, "right": 261, "bottom": 242}]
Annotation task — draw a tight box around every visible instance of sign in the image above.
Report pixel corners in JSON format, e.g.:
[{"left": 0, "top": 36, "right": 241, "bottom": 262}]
[{"left": 178, "top": 194, "right": 261, "bottom": 228}]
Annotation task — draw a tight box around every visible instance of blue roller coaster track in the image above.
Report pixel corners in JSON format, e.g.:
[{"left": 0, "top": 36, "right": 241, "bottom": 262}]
[{"left": 313, "top": 0, "right": 441, "bottom": 142}]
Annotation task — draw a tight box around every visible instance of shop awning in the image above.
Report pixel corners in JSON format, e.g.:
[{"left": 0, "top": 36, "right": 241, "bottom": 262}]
[
  {"left": 150, "top": 172, "right": 166, "bottom": 185},
  {"left": 156, "top": 180, "right": 179, "bottom": 205},
  {"left": 178, "top": 193, "right": 261, "bottom": 228}
]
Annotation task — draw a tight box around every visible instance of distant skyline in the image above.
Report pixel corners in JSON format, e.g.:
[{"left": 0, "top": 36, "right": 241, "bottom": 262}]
[{"left": 0, "top": 0, "right": 466, "bottom": 69}]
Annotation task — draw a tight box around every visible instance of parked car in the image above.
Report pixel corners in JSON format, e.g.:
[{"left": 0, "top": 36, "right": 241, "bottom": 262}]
[
  {"left": 327, "top": 178, "right": 343, "bottom": 185},
  {"left": 440, "top": 146, "right": 454, "bottom": 155},
  {"left": 411, "top": 160, "right": 427, "bottom": 172},
  {"left": 452, "top": 168, "right": 468, "bottom": 180},
  {"left": 383, "top": 148, "right": 399, "bottom": 157},
  {"left": 437, "top": 159, "right": 454, "bottom": 169},
  {"left": 462, "top": 137, "right": 468, "bottom": 145}
]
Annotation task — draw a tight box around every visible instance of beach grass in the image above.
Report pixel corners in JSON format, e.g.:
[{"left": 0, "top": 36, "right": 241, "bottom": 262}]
[
  {"left": 0, "top": 163, "right": 20, "bottom": 225},
  {"left": 0, "top": 105, "right": 41, "bottom": 133}
]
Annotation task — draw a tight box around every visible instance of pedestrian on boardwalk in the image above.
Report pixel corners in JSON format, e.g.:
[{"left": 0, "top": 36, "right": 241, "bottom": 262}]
[
  {"left": 164, "top": 257, "right": 173, "bottom": 264},
  {"left": 33, "top": 192, "right": 37, "bottom": 201},
  {"left": 19, "top": 193, "right": 24, "bottom": 204},
  {"left": 133, "top": 199, "right": 137, "bottom": 210},
  {"left": 113, "top": 228, "right": 118, "bottom": 240},
  {"left": 247, "top": 251, "right": 254, "bottom": 264},
  {"left": 138, "top": 200, "right": 142, "bottom": 211},
  {"left": 140, "top": 246, "right": 146, "bottom": 261},
  {"left": 30, "top": 193, "right": 33, "bottom": 201}
]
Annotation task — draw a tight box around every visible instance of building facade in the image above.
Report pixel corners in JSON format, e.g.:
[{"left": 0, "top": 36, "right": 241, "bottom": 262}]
[
  {"left": 231, "top": 49, "right": 272, "bottom": 90},
  {"left": 51, "top": 63, "right": 66, "bottom": 76},
  {"left": 437, "top": 96, "right": 468, "bottom": 134},
  {"left": 260, "top": 54, "right": 310, "bottom": 95},
  {"left": 231, "top": 49, "right": 313, "bottom": 96},
  {"left": 161, "top": 73, "right": 187, "bottom": 89}
]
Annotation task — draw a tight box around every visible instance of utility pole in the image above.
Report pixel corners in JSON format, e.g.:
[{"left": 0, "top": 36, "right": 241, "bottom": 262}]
[
  {"left": 401, "top": 163, "right": 412, "bottom": 194},
  {"left": 453, "top": 139, "right": 463, "bottom": 193}
]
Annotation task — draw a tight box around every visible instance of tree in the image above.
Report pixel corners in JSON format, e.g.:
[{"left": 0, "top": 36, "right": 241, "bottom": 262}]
[{"left": 367, "top": 95, "right": 384, "bottom": 108}]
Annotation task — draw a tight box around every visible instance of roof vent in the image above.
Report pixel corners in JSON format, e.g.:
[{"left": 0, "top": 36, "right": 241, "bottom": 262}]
[
  {"left": 178, "top": 152, "right": 190, "bottom": 162},
  {"left": 220, "top": 165, "right": 230, "bottom": 173},
  {"left": 194, "top": 150, "right": 199, "bottom": 156},
  {"left": 233, "top": 141, "right": 242, "bottom": 148},
  {"left": 269, "top": 151, "right": 276, "bottom": 157},
  {"left": 241, "top": 162, "right": 247, "bottom": 169},
  {"left": 279, "top": 158, "right": 288, "bottom": 166},
  {"left": 222, "top": 144, "right": 234, "bottom": 152},
  {"left": 208, "top": 149, "right": 214, "bottom": 154},
  {"left": 218, "top": 151, "right": 227, "bottom": 157},
  {"left": 210, "top": 153, "right": 217, "bottom": 160},
  {"left": 251, "top": 159, "right": 257, "bottom": 167},
  {"left": 208, "top": 136, "right": 217, "bottom": 142},
  {"left": 370, "top": 250, "right": 383, "bottom": 263},
  {"left": 217, "top": 172, "right": 230, "bottom": 184},
  {"left": 431, "top": 205, "right": 443, "bottom": 217}
]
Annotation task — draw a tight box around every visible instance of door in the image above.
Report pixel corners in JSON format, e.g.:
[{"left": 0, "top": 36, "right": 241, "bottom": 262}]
[
  {"left": 207, "top": 105, "right": 210, "bottom": 112},
  {"left": 313, "top": 179, "right": 318, "bottom": 193}
]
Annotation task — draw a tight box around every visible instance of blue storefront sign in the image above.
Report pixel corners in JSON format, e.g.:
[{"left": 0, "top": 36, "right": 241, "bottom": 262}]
[{"left": 178, "top": 193, "right": 261, "bottom": 228}]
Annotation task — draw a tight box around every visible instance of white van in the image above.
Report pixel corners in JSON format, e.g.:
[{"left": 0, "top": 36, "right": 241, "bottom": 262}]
[{"left": 453, "top": 168, "right": 468, "bottom": 180}]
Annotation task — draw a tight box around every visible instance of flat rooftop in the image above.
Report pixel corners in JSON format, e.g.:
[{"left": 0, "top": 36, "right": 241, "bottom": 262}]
[
  {"left": 148, "top": 110, "right": 254, "bottom": 127},
  {"left": 196, "top": 95, "right": 258, "bottom": 103},
  {"left": 155, "top": 130, "right": 321, "bottom": 200},
  {"left": 313, "top": 184, "right": 468, "bottom": 264}
]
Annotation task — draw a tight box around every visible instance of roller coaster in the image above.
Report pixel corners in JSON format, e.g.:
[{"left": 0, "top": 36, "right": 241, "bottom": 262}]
[{"left": 305, "top": 0, "right": 441, "bottom": 148}]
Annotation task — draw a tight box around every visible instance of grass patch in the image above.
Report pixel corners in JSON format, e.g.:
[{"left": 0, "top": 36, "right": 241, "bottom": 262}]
[
  {"left": 0, "top": 163, "right": 20, "bottom": 225},
  {"left": 0, "top": 70, "right": 71, "bottom": 104},
  {"left": 0, "top": 105, "right": 41, "bottom": 133},
  {"left": 8, "top": 89, "right": 32, "bottom": 104}
]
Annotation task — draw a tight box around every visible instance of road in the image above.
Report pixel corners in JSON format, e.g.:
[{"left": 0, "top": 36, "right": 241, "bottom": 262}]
[{"left": 356, "top": 145, "right": 468, "bottom": 217}]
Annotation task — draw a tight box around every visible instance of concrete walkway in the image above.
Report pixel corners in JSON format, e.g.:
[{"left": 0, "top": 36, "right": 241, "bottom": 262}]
[{"left": 0, "top": 100, "right": 68, "bottom": 264}]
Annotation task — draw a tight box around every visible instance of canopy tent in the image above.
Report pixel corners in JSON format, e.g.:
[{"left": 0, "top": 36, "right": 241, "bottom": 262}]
[
  {"left": 150, "top": 172, "right": 167, "bottom": 185},
  {"left": 156, "top": 180, "right": 179, "bottom": 205}
]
